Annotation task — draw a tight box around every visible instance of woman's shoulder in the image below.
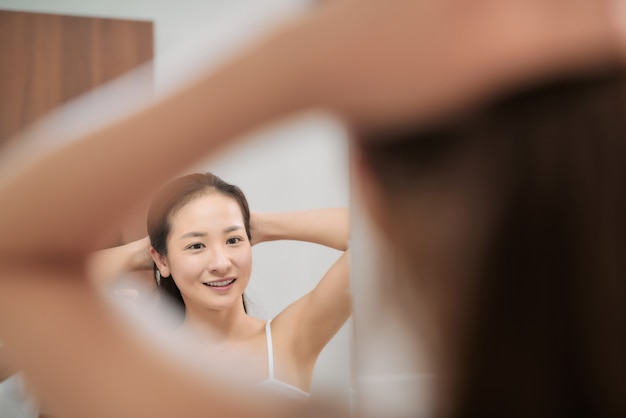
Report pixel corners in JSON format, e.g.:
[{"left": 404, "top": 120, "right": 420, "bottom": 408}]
[{"left": 264, "top": 306, "right": 311, "bottom": 360}]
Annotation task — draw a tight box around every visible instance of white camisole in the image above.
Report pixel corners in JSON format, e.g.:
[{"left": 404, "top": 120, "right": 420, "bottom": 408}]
[{"left": 257, "top": 320, "right": 310, "bottom": 399}]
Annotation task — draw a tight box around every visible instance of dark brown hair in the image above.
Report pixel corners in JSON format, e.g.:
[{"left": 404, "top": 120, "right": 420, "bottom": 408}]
[
  {"left": 358, "top": 67, "right": 626, "bottom": 418},
  {"left": 147, "top": 172, "right": 251, "bottom": 315}
]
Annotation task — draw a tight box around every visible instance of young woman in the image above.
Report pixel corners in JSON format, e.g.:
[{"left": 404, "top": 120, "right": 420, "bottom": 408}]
[
  {"left": 90, "top": 172, "right": 350, "bottom": 396},
  {"left": 0, "top": 1, "right": 623, "bottom": 418}
]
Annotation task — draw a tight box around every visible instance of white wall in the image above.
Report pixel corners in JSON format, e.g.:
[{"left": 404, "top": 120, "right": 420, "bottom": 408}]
[{"left": 0, "top": 0, "right": 352, "bottom": 406}]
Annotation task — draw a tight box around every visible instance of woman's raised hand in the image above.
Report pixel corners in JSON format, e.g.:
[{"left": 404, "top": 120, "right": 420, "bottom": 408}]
[
  {"left": 248, "top": 212, "right": 262, "bottom": 246},
  {"left": 246, "top": 209, "right": 348, "bottom": 250},
  {"left": 86, "top": 237, "right": 154, "bottom": 286},
  {"left": 296, "top": 0, "right": 626, "bottom": 130}
]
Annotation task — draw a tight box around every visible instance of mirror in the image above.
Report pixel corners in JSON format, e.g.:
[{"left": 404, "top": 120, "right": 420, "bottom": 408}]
[{"left": 0, "top": 0, "right": 352, "bottom": 413}]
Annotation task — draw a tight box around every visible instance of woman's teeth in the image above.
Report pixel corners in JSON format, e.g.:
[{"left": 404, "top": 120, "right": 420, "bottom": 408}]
[{"left": 205, "top": 278, "right": 235, "bottom": 287}]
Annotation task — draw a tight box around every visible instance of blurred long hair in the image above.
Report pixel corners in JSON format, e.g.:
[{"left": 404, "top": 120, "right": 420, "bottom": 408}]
[{"left": 358, "top": 67, "right": 626, "bottom": 418}]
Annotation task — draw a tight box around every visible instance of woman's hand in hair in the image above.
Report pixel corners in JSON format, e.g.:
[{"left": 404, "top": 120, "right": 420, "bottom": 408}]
[
  {"left": 248, "top": 212, "right": 262, "bottom": 246},
  {"left": 125, "top": 237, "right": 154, "bottom": 272},
  {"left": 247, "top": 209, "right": 348, "bottom": 250},
  {"left": 86, "top": 237, "right": 153, "bottom": 286}
]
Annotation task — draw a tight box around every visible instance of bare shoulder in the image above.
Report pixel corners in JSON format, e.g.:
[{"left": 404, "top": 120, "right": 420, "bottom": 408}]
[
  {"left": 267, "top": 294, "right": 318, "bottom": 363},
  {"left": 266, "top": 303, "right": 317, "bottom": 388}
]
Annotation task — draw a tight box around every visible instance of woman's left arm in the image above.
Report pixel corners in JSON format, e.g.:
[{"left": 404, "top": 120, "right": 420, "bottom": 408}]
[
  {"left": 259, "top": 209, "right": 351, "bottom": 363},
  {"left": 251, "top": 208, "right": 349, "bottom": 250}
]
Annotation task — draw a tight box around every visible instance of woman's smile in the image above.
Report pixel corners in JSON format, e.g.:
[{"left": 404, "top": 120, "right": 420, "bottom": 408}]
[{"left": 203, "top": 277, "right": 237, "bottom": 291}]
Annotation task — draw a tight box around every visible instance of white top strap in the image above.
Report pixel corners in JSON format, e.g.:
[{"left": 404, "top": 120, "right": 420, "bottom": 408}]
[{"left": 265, "top": 320, "right": 275, "bottom": 380}]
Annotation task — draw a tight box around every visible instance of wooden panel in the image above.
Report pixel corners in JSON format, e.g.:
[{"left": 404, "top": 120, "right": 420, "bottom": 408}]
[{"left": 0, "top": 10, "right": 153, "bottom": 144}]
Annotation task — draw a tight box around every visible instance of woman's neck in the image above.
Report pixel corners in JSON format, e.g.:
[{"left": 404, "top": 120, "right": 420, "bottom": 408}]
[{"left": 182, "top": 303, "right": 256, "bottom": 343}]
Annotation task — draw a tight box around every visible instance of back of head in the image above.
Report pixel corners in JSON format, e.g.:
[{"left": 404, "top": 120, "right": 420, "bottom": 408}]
[{"left": 357, "top": 67, "right": 626, "bottom": 418}]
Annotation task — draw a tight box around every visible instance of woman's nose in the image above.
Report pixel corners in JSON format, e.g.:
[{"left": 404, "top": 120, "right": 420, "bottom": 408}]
[{"left": 208, "top": 246, "right": 232, "bottom": 273}]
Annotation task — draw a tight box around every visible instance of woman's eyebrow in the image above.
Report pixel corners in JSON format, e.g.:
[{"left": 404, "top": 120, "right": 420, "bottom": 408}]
[
  {"left": 179, "top": 231, "right": 207, "bottom": 239},
  {"left": 179, "top": 226, "right": 241, "bottom": 239}
]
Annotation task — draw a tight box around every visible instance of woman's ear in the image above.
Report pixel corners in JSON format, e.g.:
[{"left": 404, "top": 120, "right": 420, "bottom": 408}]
[{"left": 150, "top": 247, "right": 170, "bottom": 277}]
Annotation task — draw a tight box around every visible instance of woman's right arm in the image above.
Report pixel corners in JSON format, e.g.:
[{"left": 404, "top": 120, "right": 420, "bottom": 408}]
[
  {"left": 86, "top": 237, "right": 154, "bottom": 287},
  {"left": 251, "top": 209, "right": 351, "bottom": 366}
]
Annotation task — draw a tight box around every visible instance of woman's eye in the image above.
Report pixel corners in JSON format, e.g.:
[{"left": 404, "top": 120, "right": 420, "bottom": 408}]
[
  {"left": 187, "top": 243, "right": 204, "bottom": 250},
  {"left": 226, "top": 237, "right": 242, "bottom": 245}
]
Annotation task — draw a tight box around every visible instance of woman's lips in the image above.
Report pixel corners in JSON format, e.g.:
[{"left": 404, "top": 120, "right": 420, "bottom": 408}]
[{"left": 203, "top": 278, "right": 236, "bottom": 291}]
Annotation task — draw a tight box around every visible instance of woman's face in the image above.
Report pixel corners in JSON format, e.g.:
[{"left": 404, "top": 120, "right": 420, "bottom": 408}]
[{"left": 155, "top": 192, "right": 252, "bottom": 313}]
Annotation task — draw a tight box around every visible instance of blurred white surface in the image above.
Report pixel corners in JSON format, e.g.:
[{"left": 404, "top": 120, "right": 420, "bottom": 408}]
[{"left": 0, "top": 375, "right": 38, "bottom": 418}]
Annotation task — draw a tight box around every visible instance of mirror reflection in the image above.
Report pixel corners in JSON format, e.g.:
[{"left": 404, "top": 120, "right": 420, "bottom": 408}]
[{"left": 0, "top": 1, "right": 352, "bottom": 416}]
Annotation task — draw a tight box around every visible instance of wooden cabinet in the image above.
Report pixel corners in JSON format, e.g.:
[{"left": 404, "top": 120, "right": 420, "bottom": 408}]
[{"left": 0, "top": 10, "right": 153, "bottom": 144}]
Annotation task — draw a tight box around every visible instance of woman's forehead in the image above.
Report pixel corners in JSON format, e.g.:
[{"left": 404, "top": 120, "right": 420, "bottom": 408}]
[{"left": 170, "top": 193, "right": 244, "bottom": 229}]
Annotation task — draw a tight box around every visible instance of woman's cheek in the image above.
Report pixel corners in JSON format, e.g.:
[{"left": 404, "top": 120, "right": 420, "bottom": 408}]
[{"left": 173, "top": 254, "right": 205, "bottom": 282}]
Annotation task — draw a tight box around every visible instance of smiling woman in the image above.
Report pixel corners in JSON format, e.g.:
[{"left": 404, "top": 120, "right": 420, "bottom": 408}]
[
  {"left": 0, "top": 1, "right": 623, "bottom": 418},
  {"left": 90, "top": 172, "right": 351, "bottom": 397},
  {"left": 148, "top": 173, "right": 254, "bottom": 317}
]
